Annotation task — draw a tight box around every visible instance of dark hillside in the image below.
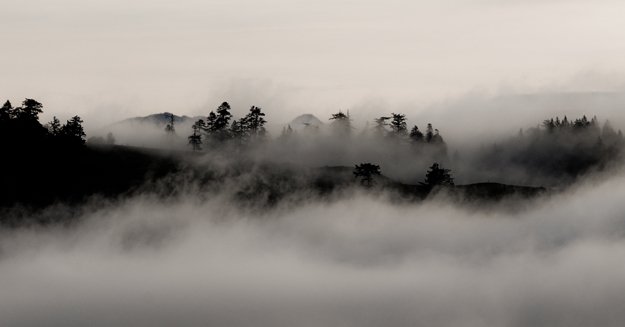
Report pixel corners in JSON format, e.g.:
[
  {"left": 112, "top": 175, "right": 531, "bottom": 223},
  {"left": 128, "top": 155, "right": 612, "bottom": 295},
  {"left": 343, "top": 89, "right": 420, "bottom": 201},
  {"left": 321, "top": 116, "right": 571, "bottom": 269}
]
[{"left": 2, "top": 145, "right": 181, "bottom": 210}]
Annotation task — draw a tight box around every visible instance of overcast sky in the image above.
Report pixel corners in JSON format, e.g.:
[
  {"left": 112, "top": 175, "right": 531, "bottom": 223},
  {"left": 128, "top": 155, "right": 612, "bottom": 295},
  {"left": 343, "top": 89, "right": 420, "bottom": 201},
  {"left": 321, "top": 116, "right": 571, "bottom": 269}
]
[{"left": 2, "top": 0, "right": 625, "bottom": 129}]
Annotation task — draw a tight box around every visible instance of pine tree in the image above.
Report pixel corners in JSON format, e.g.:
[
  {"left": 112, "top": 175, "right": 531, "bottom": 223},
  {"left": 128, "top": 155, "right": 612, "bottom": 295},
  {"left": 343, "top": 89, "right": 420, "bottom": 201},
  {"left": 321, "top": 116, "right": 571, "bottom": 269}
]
[
  {"left": 329, "top": 110, "right": 352, "bottom": 137},
  {"left": 373, "top": 117, "right": 390, "bottom": 138},
  {"left": 188, "top": 119, "right": 204, "bottom": 151},
  {"left": 409, "top": 125, "right": 424, "bottom": 143},
  {"left": 388, "top": 113, "right": 407, "bottom": 138},
  {"left": 353, "top": 163, "right": 381, "bottom": 188},
  {"left": 60, "top": 116, "right": 86, "bottom": 146},
  {"left": 420, "top": 162, "right": 454, "bottom": 187},
  {"left": 245, "top": 106, "right": 267, "bottom": 141},
  {"left": 164, "top": 113, "right": 176, "bottom": 136},
  {"left": 0, "top": 100, "right": 12, "bottom": 122},
  {"left": 47, "top": 116, "right": 62, "bottom": 136},
  {"left": 425, "top": 123, "right": 434, "bottom": 142},
  {"left": 15, "top": 98, "right": 43, "bottom": 121}
]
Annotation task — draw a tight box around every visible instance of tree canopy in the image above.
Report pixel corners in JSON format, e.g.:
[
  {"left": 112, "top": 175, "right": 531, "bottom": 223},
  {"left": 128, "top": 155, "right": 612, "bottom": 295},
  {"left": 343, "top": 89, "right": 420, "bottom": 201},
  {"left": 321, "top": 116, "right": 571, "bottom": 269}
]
[
  {"left": 420, "top": 162, "right": 454, "bottom": 187},
  {"left": 353, "top": 163, "right": 381, "bottom": 188}
]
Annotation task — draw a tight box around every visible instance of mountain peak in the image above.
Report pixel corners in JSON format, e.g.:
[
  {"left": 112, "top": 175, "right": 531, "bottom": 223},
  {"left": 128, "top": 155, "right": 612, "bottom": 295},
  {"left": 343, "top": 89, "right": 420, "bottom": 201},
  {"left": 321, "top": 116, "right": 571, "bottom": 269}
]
[{"left": 289, "top": 114, "right": 324, "bottom": 127}]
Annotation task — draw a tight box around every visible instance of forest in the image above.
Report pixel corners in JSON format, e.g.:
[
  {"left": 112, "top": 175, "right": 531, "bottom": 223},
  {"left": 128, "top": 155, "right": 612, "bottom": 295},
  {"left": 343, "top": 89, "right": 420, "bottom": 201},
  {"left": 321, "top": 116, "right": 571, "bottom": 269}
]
[{"left": 2, "top": 98, "right": 624, "bottom": 224}]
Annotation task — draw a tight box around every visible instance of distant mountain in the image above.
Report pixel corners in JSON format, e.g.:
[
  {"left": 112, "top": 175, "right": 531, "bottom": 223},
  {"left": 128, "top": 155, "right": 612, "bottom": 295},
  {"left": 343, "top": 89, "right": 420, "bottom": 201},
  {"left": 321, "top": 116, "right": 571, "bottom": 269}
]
[
  {"left": 114, "top": 112, "right": 202, "bottom": 127},
  {"left": 90, "top": 112, "right": 326, "bottom": 147},
  {"left": 290, "top": 114, "right": 325, "bottom": 126},
  {"left": 90, "top": 113, "right": 203, "bottom": 148},
  {"left": 288, "top": 114, "right": 325, "bottom": 127}
]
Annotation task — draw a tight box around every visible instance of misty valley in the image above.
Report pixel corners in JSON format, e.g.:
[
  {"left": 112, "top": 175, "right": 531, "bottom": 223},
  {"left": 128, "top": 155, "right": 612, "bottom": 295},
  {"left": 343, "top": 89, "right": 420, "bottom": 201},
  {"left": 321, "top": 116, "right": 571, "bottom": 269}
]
[{"left": 3, "top": 98, "right": 625, "bottom": 326}]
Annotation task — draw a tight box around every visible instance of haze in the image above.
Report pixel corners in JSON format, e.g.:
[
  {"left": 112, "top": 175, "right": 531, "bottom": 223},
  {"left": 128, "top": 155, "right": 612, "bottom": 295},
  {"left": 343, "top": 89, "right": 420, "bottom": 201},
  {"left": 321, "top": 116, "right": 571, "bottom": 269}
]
[
  {"left": 3, "top": 170, "right": 625, "bottom": 326},
  {"left": 4, "top": 1, "right": 625, "bottom": 326},
  {"left": 3, "top": 0, "right": 625, "bottom": 130}
]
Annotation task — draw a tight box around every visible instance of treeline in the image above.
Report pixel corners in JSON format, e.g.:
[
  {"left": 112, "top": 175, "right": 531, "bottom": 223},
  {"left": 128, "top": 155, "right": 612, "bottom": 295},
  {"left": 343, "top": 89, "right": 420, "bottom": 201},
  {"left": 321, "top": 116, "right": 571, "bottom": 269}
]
[
  {"left": 185, "top": 102, "right": 449, "bottom": 161},
  {"left": 186, "top": 102, "right": 268, "bottom": 151},
  {"left": 472, "top": 115, "right": 625, "bottom": 185},
  {"left": 1, "top": 99, "right": 86, "bottom": 150}
]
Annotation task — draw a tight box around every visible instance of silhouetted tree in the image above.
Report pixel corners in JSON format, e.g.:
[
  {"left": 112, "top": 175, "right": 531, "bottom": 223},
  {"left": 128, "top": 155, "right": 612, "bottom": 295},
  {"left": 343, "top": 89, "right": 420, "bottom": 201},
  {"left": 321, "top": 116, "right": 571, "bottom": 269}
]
[
  {"left": 409, "top": 125, "right": 424, "bottom": 143},
  {"left": 0, "top": 100, "right": 12, "bottom": 122},
  {"left": 60, "top": 116, "right": 86, "bottom": 146},
  {"left": 204, "top": 112, "right": 217, "bottom": 136},
  {"left": 329, "top": 110, "right": 352, "bottom": 137},
  {"left": 229, "top": 118, "right": 247, "bottom": 147},
  {"left": 188, "top": 120, "right": 204, "bottom": 151},
  {"left": 602, "top": 119, "right": 617, "bottom": 143},
  {"left": 543, "top": 118, "right": 556, "bottom": 133},
  {"left": 46, "top": 116, "right": 62, "bottom": 136},
  {"left": 353, "top": 163, "right": 381, "bottom": 188},
  {"left": 420, "top": 162, "right": 454, "bottom": 187},
  {"left": 373, "top": 117, "right": 390, "bottom": 138},
  {"left": 388, "top": 113, "right": 407, "bottom": 138},
  {"left": 244, "top": 106, "right": 267, "bottom": 141},
  {"left": 425, "top": 123, "right": 434, "bottom": 142},
  {"left": 204, "top": 102, "right": 232, "bottom": 142},
  {"left": 15, "top": 98, "right": 43, "bottom": 121},
  {"left": 164, "top": 113, "right": 176, "bottom": 136}
]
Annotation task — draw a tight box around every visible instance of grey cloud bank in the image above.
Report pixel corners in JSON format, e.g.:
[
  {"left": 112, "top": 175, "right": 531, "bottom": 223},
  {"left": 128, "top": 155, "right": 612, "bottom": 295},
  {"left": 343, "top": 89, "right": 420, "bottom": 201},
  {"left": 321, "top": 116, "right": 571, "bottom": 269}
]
[{"left": 2, "top": 169, "right": 625, "bottom": 326}]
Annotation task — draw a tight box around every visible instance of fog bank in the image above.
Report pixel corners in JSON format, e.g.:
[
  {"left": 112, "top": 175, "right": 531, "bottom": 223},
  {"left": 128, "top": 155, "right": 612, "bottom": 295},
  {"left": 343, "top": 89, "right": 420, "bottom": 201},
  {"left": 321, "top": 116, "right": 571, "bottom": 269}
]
[{"left": 2, "top": 168, "right": 625, "bottom": 326}]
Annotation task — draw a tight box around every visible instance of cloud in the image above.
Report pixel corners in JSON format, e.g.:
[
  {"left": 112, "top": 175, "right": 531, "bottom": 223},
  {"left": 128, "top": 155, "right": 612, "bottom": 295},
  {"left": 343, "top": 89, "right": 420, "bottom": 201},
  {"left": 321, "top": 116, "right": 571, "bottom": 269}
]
[{"left": 2, "top": 165, "right": 625, "bottom": 326}]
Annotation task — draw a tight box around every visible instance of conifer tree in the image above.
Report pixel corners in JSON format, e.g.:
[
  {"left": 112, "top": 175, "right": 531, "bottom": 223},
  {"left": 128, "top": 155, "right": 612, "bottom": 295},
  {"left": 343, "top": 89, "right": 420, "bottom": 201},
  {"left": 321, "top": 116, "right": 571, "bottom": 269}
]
[
  {"left": 420, "top": 162, "right": 454, "bottom": 187},
  {"left": 329, "top": 110, "right": 352, "bottom": 137},
  {"left": 0, "top": 100, "right": 12, "bottom": 122},
  {"left": 388, "top": 113, "right": 407, "bottom": 138},
  {"left": 409, "top": 125, "right": 424, "bottom": 143},
  {"left": 245, "top": 106, "right": 267, "bottom": 141},
  {"left": 353, "top": 163, "right": 381, "bottom": 188},
  {"left": 47, "top": 116, "right": 62, "bottom": 136},
  {"left": 373, "top": 117, "right": 390, "bottom": 138}
]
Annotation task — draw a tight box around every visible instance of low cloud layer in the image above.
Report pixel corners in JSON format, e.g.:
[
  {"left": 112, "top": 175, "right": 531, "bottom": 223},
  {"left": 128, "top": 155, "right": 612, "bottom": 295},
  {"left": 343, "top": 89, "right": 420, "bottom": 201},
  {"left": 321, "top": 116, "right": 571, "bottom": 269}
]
[{"left": 2, "top": 167, "right": 625, "bottom": 326}]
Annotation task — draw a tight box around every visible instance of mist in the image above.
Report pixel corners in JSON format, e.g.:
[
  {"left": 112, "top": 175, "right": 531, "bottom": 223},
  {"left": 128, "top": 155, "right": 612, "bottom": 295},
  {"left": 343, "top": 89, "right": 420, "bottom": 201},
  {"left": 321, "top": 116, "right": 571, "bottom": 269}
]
[
  {"left": 5, "top": 0, "right": 625, "bottom": 324},
  {"left": 2, "top": 164, "right": 625, "bottom": 326}
]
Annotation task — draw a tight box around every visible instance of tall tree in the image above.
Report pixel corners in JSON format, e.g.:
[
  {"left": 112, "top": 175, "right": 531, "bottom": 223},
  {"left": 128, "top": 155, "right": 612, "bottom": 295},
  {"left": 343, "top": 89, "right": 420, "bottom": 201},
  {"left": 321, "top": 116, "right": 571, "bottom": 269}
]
[
  {"left": 329, "top": 110, "right": 353, "bottom": 137},
  {"left": 60, "top": 116, "right": 86, "bottom": 146},
  {"left": 205, "top": 102, "right": 232, "bottom": 142},
  {"left": 214, "top": 102, "right": 232, "bottom": 131},
  {"left": 353, "top": 163, "right": 381, "bottom": 188},
  {"left": 388, "top": 113, "right": 407, "bottom": 138},
  {"left": 409, "top": 125, "right": 424, "bottom": 144},
  {"left": 229, "top": 118, "right": 247, "bottom": 147},
  {"left": 425, "top": 123, "right": 434, "bottom": 142},
  {"left": 245, "top": 106, "right": 267, "bottom": 141},
  {"left": 420, "top": 162, "right": 454, "bottom": 187},
  {"left": 188, "top": 120, "right": 203, "bottom": 152},
  {"left": 15, "top": 98, "right": 43, "bottom": 121},
  {"left": 46, "top": 116, "right": 62, "bottom": 136},
  {"left": 0, "top": 100, "right": 12, "bottom": 122},
  {"left": 164, "top": 113, "right": 176, "bottom": 136},
  {"left": 372, "top": 117, "right": 390, "bottom": 138}
]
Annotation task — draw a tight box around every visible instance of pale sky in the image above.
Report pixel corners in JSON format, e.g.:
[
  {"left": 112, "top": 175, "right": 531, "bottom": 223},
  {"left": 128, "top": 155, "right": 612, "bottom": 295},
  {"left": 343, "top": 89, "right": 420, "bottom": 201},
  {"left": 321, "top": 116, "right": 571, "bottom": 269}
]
[{"left": 2, "top": 0, "right": 625, "bottom": 130}]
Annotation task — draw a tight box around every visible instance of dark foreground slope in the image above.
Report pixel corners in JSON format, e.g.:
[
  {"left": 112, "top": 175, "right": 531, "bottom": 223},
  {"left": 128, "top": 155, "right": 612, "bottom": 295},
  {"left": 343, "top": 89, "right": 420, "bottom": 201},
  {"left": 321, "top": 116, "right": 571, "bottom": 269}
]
[
  {"left": 2, "top": 145, "right": 181, "bottom": 209},
  {"left": 2, "top": 145, "right": 548, "bottom": 225}
]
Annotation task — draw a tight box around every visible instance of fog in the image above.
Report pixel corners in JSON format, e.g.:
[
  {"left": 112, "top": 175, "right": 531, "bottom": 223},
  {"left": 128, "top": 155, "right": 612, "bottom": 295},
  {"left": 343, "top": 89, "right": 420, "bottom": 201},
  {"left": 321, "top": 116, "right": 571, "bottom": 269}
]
[
  {"left": 5, "top": 0, "right": 625, "bottom": 324},
  {"left": 2, "top": 163, "right": 625, "bottom": 326},
  {"left": 4, "top": 0, "right": 625, "bottom": 128}
]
